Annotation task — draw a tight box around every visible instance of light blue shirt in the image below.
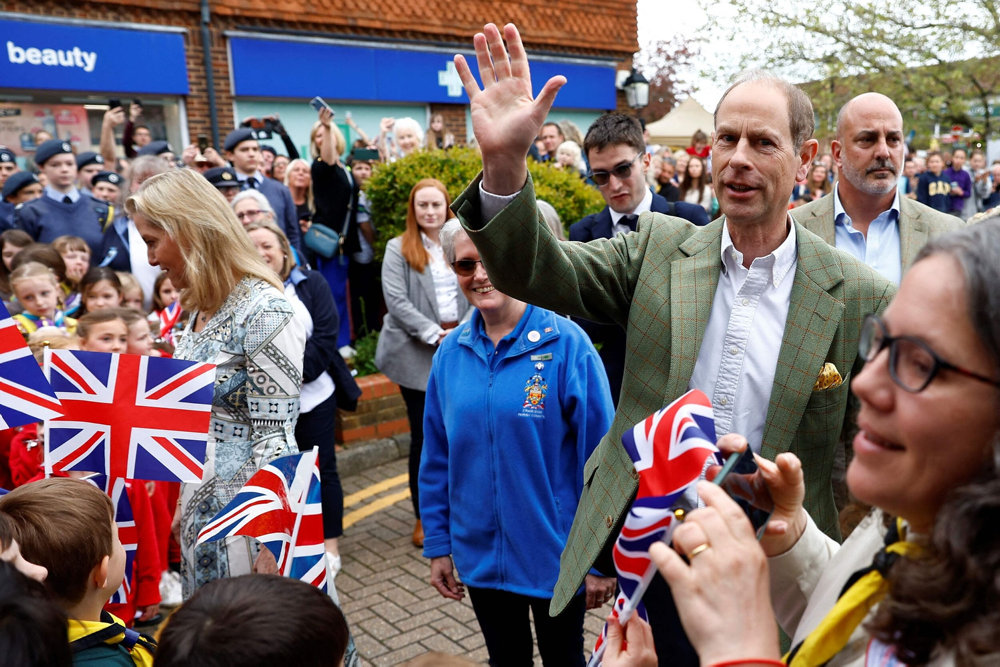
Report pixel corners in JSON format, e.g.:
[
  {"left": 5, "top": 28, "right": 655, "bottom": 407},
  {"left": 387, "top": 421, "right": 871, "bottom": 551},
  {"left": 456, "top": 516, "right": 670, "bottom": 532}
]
[
  {"left": 44, "top": 185, "right": 81, "bottom": 204},
  {"left": 832, "top": 184, "right": 902, "bottom": 286}
]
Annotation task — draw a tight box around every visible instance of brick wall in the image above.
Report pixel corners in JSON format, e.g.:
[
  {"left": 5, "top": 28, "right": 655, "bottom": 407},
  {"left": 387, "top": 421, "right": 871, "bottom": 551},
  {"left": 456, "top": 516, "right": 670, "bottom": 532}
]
[
  {"left": 8, "top": 1, "right": 636, "bottom": 152},
  {"left": 336, "top": 374, "right": 409, "bottom": 444}
]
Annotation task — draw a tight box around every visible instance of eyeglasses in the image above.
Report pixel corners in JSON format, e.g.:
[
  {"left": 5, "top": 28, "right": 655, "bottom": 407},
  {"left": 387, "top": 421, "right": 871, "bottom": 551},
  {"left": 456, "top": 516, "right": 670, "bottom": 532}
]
[
  {"left": 451, "top": 258, "right": 484, "bottom": 276},
  {"left": 236, "top": 209, "right": 264, "bottom": 221},
  {"left": 859, "top": 313, "right": 1000, "bottom": 392},
  {"left": 589, "top": 154, "right": 642, "bottom": 187}
]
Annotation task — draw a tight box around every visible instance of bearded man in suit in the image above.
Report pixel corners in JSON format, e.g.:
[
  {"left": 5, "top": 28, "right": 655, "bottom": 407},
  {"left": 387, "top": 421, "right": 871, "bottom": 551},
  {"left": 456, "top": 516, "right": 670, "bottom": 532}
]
[
  {"left": 451, "top": 24, "right": 894, "bottom": 664},
  {"left": 793, "top": 93, "right": 961, "bottom": 285}
]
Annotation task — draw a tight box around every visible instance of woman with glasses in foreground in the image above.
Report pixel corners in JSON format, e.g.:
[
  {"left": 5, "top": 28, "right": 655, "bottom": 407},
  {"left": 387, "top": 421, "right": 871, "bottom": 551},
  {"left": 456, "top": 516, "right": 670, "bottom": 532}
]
[
  {"left": 606, "top": 220, "right": 1000, "bottom": 666},
  {"left": 420, "top": 219, "right": 614, "bottom": 666}
]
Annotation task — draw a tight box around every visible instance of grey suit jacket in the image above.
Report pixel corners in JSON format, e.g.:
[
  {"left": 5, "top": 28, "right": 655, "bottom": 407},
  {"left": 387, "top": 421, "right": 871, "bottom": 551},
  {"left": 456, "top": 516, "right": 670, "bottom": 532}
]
[
  {"left": 792, "top": 193, "right": 963, "bottom": 270},
  {"left": 375, "top": 236, "right": 471, "bottom": 390}
]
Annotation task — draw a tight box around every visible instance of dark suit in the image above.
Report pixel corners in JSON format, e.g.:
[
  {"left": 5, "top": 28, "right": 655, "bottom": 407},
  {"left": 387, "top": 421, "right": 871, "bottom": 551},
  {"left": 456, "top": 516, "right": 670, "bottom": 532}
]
[{"left": 568, "top": 194, "right": 709, "bottom": 405}]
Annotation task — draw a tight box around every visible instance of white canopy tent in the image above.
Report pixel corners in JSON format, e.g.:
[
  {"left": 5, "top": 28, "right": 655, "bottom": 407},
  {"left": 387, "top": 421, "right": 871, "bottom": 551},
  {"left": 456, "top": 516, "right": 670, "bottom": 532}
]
[{"left": 645, "top": 97, "right": 714, "bottom": 150}]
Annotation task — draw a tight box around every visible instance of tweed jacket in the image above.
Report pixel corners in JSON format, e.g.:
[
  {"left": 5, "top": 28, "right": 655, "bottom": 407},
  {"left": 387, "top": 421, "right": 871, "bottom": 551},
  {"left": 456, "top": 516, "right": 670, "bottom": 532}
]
[
  {"left": 375, "top": 236, "right": 471, "bottom": 391},
  {"left": 792, "top": 193, "right": 963, "bottom": 271},
  {"left": 455, "top": 174, "right": 895, "bottom": 614}
]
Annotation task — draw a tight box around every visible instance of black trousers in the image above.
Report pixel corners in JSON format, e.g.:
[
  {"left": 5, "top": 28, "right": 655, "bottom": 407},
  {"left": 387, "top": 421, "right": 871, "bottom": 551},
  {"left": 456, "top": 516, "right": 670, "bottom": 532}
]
[
  {"left": 294, "top": 392, "right": 344, "bottom": 539},
  {"left": 467, "top": 586, "right": 586, "bottom": 667},
  {"left": 399, "top": 385, "right": 425, "bottom": 519}
]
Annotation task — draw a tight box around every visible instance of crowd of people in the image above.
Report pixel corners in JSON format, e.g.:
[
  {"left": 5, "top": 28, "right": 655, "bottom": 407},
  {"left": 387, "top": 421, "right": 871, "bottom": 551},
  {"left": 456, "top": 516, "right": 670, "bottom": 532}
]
[{"left": 2, "top": 18, "right": 1000, "bottom": 667}]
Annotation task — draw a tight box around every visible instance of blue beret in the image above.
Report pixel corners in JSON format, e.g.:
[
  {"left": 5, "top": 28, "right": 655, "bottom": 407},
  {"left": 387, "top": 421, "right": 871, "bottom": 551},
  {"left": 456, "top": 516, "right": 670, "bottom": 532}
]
[
  {"left": 137, "top": 140, "right": 173, "bottom": 157},
  {"left": 2, "top": 171, "right": 39, "bottom": 200},
  {"left": 92, "top": 171, "right": 123, "bottom": 187},
  {"left": 35, "top": 139, "right": 74, "bottom": 166},
  {"left": 76, "top": 151, "right": 104, "bottom": 169},
  {"left": 223, "top": 128, "right": 256, "bottom": 152},
  {"left": 0, "top": 147, "right": 15, "bottom": 163},
  {"left": 203, "top": 166, "right": 240, "bottom": 188}
]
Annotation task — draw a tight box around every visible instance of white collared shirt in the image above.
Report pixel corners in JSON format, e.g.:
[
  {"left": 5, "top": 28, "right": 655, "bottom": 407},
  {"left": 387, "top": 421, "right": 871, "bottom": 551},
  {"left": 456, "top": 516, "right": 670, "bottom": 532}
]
[
  {"left": 831, "top": 184, "right": 902, "bottom": 285},
  {"left": 610, "top": 187, "right": 654, "bottom": 236},
  {"left": 688, "top": 219, "right": 798, "bottom": 452},
  {"left": 422, "top": 231, "right": 459, "bottom": 324},
  {"left": 44, "top": 185, "right": 80, "bottom": 203}
]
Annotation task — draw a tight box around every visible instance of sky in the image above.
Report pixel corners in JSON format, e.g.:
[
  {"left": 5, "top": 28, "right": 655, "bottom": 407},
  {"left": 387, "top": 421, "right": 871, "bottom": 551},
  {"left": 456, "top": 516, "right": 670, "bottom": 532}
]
[{"left": 635, "top": 0, "right": 730, "bottom": 112}]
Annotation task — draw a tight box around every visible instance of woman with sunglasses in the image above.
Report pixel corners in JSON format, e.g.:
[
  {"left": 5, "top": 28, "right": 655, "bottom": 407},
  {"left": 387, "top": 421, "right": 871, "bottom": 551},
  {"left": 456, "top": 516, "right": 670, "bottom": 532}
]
[
  {"left": 374, "top": 179, "right": 472, "bottom": 548},
  {"left": 606, "top": 220, "right": 1000, "bottom": 666},
  {"left": 419, "top": 219, "right": 614, "bottom": 665}
]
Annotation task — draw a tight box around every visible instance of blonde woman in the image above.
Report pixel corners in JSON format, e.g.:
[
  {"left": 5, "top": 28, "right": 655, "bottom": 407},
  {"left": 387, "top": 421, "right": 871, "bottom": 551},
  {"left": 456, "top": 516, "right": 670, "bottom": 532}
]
[{"left": 126, "top": 168, "right": 305, "bottom": 599}]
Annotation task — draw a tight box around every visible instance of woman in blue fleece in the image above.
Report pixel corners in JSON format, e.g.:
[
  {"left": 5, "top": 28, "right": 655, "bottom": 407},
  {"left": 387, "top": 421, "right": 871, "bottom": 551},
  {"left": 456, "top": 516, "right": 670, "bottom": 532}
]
[{"left": 419, "top": 219, "right": 614, "bottom": 666}]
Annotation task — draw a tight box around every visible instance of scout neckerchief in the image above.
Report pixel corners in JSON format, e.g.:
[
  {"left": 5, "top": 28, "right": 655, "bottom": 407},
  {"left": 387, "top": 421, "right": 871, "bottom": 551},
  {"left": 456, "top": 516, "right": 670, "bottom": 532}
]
[{"left": 785, "top": 518, "right": 921, "bottom": 666}]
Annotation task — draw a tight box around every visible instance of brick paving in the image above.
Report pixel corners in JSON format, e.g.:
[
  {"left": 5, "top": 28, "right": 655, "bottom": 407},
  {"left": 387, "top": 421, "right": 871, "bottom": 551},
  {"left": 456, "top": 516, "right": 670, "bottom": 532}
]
[{"left": 336, "top": 457, "right": 608, "bottom": 666}]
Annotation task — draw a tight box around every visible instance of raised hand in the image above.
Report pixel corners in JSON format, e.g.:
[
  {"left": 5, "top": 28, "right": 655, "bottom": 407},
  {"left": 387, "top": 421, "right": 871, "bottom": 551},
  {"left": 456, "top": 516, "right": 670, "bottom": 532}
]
[{"left": 454, "top": 23, "right": 565, "bottom": 194}]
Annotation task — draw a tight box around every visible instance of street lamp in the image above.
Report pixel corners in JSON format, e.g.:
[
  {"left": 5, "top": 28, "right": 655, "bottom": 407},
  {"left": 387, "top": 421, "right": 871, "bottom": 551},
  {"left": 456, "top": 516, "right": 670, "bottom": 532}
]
[{"left": 623, "top": 68, "right": 650, "bottom": 110}]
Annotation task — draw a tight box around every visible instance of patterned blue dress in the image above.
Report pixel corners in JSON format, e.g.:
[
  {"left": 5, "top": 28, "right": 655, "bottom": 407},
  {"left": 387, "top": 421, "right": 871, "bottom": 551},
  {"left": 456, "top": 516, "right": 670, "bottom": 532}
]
[{"left": 175, "top": 276, "right": 305, "bottom": 598}]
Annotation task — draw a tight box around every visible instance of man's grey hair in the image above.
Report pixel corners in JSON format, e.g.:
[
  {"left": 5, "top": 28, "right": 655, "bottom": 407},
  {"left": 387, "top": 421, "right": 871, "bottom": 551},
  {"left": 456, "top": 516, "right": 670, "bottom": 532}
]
[{"left": 714, "top": 69, "right": 815, "bottom": 150}]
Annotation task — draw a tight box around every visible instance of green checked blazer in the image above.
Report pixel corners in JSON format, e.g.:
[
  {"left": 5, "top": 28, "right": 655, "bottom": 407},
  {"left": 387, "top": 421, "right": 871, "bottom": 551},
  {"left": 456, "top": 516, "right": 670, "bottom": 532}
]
[
  {"left": 792, "top": 193, "right": 963, "bottom": 270},
  {"left": 455, "top": 175, "right": 896, "bottom": 615}
]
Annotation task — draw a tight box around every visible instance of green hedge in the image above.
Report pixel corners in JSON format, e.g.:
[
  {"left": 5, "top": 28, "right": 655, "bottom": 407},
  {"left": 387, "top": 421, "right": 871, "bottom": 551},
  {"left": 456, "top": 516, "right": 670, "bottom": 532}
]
[{"left": 364, "top": 147, "right": 606, "bottom": 261}]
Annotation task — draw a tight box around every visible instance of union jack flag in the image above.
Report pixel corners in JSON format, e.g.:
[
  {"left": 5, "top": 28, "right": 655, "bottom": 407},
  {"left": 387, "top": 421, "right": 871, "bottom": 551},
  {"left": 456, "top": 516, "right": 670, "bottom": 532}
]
[
  {"left": 0, "top": 301, "right": 62, "bottom": 429},
  {"left": 589, "top": 389, "right": 720, "bottom": 667},
  {"left": 43, "top": 350, "right": 214, "bottom": 482},
  {"left": 82, "top": 473, "right": 136, "bottom": 606},
  {"left": 197, "top": 448, "right": 327, "bottom": 592}
]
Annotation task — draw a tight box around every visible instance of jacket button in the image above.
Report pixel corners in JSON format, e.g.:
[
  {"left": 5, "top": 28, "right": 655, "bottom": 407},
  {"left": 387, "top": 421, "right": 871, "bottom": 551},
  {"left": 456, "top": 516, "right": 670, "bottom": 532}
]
[
  {"left": 630, "top": 467, "right": 639, "bottom": 480},
  {"left": 605, "top": 515, "right": 613, "bottom": 528}
]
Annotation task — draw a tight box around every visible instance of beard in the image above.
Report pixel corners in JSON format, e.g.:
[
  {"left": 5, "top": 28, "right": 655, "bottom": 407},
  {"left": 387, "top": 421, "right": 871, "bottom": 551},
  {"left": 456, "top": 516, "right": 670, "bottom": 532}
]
[{"left": 841, "top": 158, "right": 898, "bottom": 195}]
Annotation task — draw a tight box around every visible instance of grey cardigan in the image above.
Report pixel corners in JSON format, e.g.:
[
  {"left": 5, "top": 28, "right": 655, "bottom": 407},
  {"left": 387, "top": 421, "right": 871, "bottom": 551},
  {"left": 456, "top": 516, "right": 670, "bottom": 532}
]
[{"left": 375, "top": 236, "right": 471, "bottom": 390}]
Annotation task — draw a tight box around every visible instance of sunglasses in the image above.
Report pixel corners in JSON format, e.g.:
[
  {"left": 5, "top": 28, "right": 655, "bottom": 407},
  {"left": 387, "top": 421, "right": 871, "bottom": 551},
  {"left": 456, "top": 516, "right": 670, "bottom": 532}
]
[
  {"left": 589, "top": 154, "right": 642, "bottom": 187},
  {"left": 451, "top": 258, "right": 484, "bottom": 276},
  {"left": 236, "top": 209, "right": 264, "bottom": 221}
]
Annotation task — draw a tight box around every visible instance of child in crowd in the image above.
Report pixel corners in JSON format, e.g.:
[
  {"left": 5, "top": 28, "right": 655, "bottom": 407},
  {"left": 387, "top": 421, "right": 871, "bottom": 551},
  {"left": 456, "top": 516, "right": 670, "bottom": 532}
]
[
  {"left": 51, "top": 235, "right": 90, "bottom": 317},
  {"left": 76, "top": 309, "right": 129, "bottom": 354},
  {"left": 0, "top": 478, "right": 157, "bottom": 664},
  {"left": 0, "top": 559, "right": 72, "bottom": 667},
  {"left": 155, "top": 575, "right": 348, "bottom": 667},
  {"left": 151, "top": 271, "right": 182, "bottom": 348},
  {"left": 9, "top": 262, "right": 76, "bottom": 336},
  {"left": 117, "top": 308, "right": 156, "bottom": 356},
  {"left": 117, "top": 272, "right": 144, "bottom": 312},
  {"left": 0, "top": 228, "right": 32, "bottom": 304},
  {"left": 917, "top": 150, "right": 952, "bottom": 213},
  {"left": 78, "top": 267, "right": 124, "bottom": 317}
]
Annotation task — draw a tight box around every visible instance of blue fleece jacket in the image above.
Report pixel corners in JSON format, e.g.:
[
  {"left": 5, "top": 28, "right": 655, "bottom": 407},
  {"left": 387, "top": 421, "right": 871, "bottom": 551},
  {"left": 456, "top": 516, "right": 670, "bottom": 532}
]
[{"left": 419, "top": 304, "right": 613, "bottom": 598}]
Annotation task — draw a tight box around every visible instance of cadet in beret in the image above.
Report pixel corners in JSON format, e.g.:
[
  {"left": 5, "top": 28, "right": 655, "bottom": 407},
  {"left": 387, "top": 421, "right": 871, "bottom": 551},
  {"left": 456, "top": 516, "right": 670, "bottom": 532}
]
[
  {"left": 90, "top": 171, "right": 124, "bottom": 204},
  {"left": 1, "top": 172, "right": 41, "bottom": 231},
  {"left": 12, "top": 139, "right": 111, "bottom": 258},
  {"left": 203, "top": 166, "right": 241, "bottom": 203},
  {"left": 136, "top": 140, "right": 175, "bottom": 165},
  {"left": 75, "top": 151, "right": 105, "bottom": 194},
  {"left": 0, "top": 147, "right": 18, "bottom": 190},
  {"left": 223, "top": 128, "right": 303, "bottom": 254}
]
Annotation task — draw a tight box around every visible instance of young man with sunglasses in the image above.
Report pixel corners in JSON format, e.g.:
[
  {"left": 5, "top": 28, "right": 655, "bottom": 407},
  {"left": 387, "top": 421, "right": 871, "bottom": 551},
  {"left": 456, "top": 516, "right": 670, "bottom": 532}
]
[
  {"left": 451, "top": 23, "right": 896, "bottom": 665},
  {"left": 569, "top": 113, "right": 708, "bottom": 407}
]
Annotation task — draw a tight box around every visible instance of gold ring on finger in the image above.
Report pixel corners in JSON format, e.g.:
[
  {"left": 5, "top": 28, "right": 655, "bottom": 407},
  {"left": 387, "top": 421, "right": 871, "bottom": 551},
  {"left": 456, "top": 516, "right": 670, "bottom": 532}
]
[{"left": 688, "top": 543, "right": 710, "bottom": 559}]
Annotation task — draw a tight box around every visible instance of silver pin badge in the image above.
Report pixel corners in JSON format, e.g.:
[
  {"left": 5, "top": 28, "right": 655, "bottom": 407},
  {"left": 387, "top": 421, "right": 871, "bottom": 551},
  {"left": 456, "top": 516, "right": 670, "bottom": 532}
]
[{"left": 527, "top": 330, "right": 541, "bottom": 342}]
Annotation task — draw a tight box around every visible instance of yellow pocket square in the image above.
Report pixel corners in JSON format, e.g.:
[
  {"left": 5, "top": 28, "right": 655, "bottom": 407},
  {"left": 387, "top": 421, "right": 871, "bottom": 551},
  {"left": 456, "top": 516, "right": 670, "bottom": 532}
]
[{"left": 813, "top": 362, "right": 843, "bottom": 391}]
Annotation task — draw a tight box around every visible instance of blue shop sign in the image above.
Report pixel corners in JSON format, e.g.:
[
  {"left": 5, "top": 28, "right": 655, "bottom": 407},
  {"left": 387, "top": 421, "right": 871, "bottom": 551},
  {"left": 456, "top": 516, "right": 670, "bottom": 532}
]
[
  {"left": 0, "top": 18, "right": 188, "bottom": 94},
  {"left": 230, "top": 36, "right": 616, "bottom": 109}
]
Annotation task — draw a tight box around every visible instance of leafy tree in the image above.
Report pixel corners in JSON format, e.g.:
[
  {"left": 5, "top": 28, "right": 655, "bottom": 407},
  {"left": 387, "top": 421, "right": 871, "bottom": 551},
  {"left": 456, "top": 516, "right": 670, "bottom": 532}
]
[
  {"left": 364, "top": 147, "right": 605, "bottom": 261},
  {"left": 700, "top": 0, "right": 1000, "bottom": 144},
  {"left": 634, "top": 36, "right": 701, "bottom": 124}
]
